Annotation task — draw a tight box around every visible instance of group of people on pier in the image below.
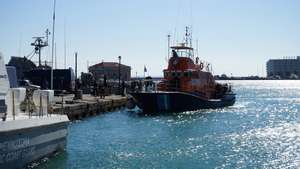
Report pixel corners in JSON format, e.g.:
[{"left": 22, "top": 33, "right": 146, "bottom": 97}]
[{"left": 76, "top": 74, "right": 157, "bottom": 98}]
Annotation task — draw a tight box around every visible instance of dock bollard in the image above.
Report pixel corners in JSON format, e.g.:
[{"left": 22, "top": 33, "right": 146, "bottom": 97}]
[
  {"left": 46, "top": 92, "right": 49, "bottom": 117},
  {"left": 61, "top": 95, "right": 64, "bottom": 115}
]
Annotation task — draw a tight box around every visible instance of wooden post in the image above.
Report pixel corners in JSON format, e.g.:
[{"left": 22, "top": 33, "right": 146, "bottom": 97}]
[
  {"left": 75, "top": 52, "right": 78, "bottom": 80},
  {"left": 61, "top": 95, "right": 64, "bottom": 115},
  {"left": 12, "top": 91, "right": 15, "bottom": 120},
  {"left": 39, "top": 93, "right": 43, "bottom": 117},
  {"left": 118, "top": 56, "right": 121, "bottom": 95},
  {"left": 46, "top": 92, "right": 49, "bottom": 116}
]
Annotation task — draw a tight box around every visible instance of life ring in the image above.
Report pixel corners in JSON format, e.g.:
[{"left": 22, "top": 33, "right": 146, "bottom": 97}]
[
  {"left": 200, "top": 62, "right": 204, "bottom": 70},
  {"left": 173, "top": 58, "right": 178, "bottom": 65}
]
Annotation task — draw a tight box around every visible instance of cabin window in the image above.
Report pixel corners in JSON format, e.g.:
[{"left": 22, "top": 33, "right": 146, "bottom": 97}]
[
  {"left": 184, "top": 72, "right": 189, "bottom": 77},
  {"left": 171, "top": 72, "right": 176, "bottom": 77}
]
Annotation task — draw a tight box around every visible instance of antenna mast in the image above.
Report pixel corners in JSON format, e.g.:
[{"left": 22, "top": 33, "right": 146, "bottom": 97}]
[
  {"left": 189, "top": 26, "right": 193, "bottom": 48},
  {"left": 30, "top": 29, "right": 49, "bottom": 67},
  {"left": 55, "top": 42, "right": 57, "bottom": 69},
  {"left": 167, "top": 34, "right": 171, "bottom": 60},
  {"left": 196, "top": 39, "right": 199, "bottom": 58},
  {"left": 64, "top": 19, "right": 67, "bottom": 69},
  {"left": 189, "top": 26, "right": 193, "bottom": 60},
  {"left": 51, "top": 0, "right": 56, "bottom": 89},
  {"left": 185, "top": 26, "right": 189, "bottom": 46}
]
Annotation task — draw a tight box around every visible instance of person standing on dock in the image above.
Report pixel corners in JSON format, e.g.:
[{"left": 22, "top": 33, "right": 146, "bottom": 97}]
[
  {"left": 100, "top": 85, "right": 105, "bottom": 99},
  {"left": 121, "top": 80, "right": 125, "bottom": 96},
  {"left": 93, "top": 80, "right": 97, "bottom": 96}
]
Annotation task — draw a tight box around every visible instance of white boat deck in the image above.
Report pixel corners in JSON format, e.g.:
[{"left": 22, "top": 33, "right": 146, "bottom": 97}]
[{"left": 0, "top": 115, "right": 69, "bottom": 132}]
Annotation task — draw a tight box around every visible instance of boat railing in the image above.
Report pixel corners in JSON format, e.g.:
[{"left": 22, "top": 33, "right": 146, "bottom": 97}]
[{"left": 3, "top": 89, "right": 59, "bottom": 121}]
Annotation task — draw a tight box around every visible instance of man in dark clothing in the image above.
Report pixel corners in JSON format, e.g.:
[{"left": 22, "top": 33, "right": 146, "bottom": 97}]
[
  {"left": 172, "top": 50, "right": 179, "bottom": 57},
  {"left": 121, "top": 81, "right": 125, "bottom": 96}
]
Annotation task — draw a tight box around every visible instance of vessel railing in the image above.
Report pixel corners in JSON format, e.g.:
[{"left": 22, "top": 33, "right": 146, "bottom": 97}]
[{"left": 2, "top": 90, "right": 58, "bottom": 121}]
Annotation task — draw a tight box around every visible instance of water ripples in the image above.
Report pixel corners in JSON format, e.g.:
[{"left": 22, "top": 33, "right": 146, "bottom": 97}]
[{"left": 37, "top": 80, "right": 300, "bottom": 169}]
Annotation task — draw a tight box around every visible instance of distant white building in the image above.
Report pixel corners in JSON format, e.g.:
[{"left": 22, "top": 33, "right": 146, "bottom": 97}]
[{"left": 267, "top": 56, "right": 300, "bottom": 79}]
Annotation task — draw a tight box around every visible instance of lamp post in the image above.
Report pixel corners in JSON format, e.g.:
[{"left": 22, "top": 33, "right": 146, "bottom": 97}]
[
  {"left": 75, "top": 52, "right": 78, "bottom": 92},
  {"left": 118, "top": 56, "right": 121, "bottom": 95}
]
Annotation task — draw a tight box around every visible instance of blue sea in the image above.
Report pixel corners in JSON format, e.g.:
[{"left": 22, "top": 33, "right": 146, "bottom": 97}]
[{"left": 37, "top": 80, "right": 300, "bottom": 169}]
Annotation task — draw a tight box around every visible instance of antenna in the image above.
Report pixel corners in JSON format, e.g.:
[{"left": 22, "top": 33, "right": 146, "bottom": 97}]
[
  {"left": 45, "top": 29, "right": 50, "bottom": 45},
  {"left": 185, "top": 26, "right": 189, "bottom": 46},
  {"left": 189, "top": 26, "right": 193, "bottom": 48},
  {"left": 189, "top": 0, "right": 193, "bottom": 27},
  {"left": 55, "top": 42, "right": 57, "bottom": 69},
  {"left": 30, "top": 30, "right": 48, "bottom": 67},
  {"left": 75, "top": 52, "right": 78, "bottom": 80},
  {"left": 64, "top": 19, "right": 67, "bottom": 69},
  {"left": 167, "top": 34, "right": 171, "bottom": 60},
  {"left": 196, "top": 39, "right": 199, "bottom": 58},
  {"left": 87, "top": 60, "right": 89, "bottom": 72},
  {"left": 51, "top": 0, "right": 56, "bottom": 89},
  {"left": 173, "top": 28, "right": 178, "bottom": 45},
  {"left": 189, "top": 26, "right": 193, "bottom": 60},
  {"left": 18, "top": 33, "right": 22, "bottom": 57}
]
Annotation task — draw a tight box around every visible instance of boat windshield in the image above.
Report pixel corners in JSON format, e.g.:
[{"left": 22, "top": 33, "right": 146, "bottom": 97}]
[{"left": 175, "top": 50, "right": 193, "bottom": 58}]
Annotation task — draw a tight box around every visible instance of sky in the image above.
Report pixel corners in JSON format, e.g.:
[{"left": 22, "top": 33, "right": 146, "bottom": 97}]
[{"left": 1, "top": 0, "right": 300, "bottom": 77}]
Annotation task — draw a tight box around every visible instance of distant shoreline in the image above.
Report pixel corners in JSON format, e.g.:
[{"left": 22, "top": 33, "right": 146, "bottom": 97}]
[
  {"left": 131, "top": 77, "right": 300, "bottom": 81},
  {"left": 216, "top": 79, "right": 300, "bottom": 80}
]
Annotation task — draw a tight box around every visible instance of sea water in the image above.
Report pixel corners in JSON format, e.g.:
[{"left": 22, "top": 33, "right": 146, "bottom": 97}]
[{"left": 36, "top": 80, "right": 300, "bottom": 169}]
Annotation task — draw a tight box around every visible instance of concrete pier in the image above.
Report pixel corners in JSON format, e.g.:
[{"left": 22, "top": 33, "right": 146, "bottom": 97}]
[{"left": 51, "top": 95, "right": 128, "bottom": 120}]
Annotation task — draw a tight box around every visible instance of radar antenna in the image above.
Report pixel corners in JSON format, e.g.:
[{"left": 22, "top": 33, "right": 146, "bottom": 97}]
[{"left": 30, "top": 29, "right": 50, "bottom": 67}]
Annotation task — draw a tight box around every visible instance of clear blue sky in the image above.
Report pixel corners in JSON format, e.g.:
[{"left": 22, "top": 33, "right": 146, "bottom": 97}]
[{"left": 1, "top": 0, "right": 300, "bottom": 77}]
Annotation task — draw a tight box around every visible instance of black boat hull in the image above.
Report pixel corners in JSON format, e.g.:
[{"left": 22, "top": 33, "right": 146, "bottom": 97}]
[{"left": 129, "top": 91, "right": 235, "bottom": 113}]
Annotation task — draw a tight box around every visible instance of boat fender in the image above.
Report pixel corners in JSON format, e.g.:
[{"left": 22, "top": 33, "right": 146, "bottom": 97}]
[{"left": 173, "top": 58, "right": 178, "bottom": 65}]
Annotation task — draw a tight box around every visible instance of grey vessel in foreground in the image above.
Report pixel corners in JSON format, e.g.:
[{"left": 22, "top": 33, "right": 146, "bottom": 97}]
[{"left": 0, "top": 53, "right": 69, "bottom": 169}]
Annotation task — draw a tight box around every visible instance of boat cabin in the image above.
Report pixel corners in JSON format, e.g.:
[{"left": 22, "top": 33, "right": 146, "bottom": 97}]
[{"left": 157, "top": 38, "right": 218, "bottom": 99}]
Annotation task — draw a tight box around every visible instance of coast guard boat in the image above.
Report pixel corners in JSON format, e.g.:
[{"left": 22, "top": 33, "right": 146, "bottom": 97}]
[
  {"left": 0, "top": 53, "right": 69, "bottom": 169},
  {"left": 129, "top": 28, "right": 235, "bottom": 113}
]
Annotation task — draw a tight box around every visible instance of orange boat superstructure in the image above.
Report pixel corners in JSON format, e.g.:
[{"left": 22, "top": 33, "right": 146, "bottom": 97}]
[{"left": 157, "top": 42, "right": 230, "bottom": 100}]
